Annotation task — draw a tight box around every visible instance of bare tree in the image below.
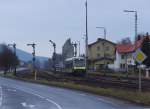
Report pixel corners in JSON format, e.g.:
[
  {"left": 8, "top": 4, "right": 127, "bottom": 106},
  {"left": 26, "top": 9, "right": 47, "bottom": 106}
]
[
  {"left": 118, "top": 37, "right": 132, "bottom": 44},
  {"left": 0, "top": 44, "right": 19, "bottom": 75}
]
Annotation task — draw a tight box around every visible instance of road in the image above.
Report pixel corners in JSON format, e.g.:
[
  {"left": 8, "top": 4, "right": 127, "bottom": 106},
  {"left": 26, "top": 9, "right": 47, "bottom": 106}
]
[{"left": 0, "top": 77, "right": 149, "bottom": 109}]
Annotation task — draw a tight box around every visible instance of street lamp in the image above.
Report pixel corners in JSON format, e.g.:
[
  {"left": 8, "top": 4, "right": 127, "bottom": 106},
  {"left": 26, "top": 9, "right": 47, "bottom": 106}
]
[
  {"left": 96, "top": 27, "right": 107, "bottom": 40},
  {"left": 8, "top": 43, "right": 17, "bottom": 75},
  {"left": 124, "top": 10, "right": 138, "bottom": 73},
  {"left": 124, "top": 10, "right": 141, "bottom": 92},
  {"left": 124, "top": 10, "right": 137, "bottom": 43},
  {"left": 49, "top": 40, "right": 56, "bottom": 72}
]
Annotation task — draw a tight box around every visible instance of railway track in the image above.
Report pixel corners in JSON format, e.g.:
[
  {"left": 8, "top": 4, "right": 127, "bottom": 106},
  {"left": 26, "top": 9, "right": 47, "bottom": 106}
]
[{"left": 16, "top": 70, "right": 150, "bottom": 91}]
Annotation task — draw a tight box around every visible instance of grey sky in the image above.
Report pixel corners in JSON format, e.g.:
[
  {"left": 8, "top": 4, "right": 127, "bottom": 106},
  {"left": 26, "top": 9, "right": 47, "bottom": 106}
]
[{"left": 0, "top": 0, "right": 149, "bottom": 57}]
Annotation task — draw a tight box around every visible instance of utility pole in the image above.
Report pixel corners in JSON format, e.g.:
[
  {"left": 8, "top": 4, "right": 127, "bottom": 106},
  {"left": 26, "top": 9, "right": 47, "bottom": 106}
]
[
  {"left": 8, "top": 43, "right": 17, "bottom": 75},
  {"left": 124, "top": 10, "right": 137, "bottom": 45},
  {"left": 72, "top": 42, "right": 77, "bottom": 57},
  {"left": 124, "top": 10, "right": 139, "bottom": 91},
  {"left": 27, "top": 43, "right": 36, "bottom": 80},
  {"left": 139, "top": 66, "right": 142, "bottom": 92},
  {"left": 85, "top": 0, "right": 88, "bottom": 72},
  {"left": 49, "top": 40, "right": 56, "bottom": 72}
]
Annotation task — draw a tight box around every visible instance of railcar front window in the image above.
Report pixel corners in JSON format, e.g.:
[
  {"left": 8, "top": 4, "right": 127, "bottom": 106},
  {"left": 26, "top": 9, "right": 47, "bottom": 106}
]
[{"left": 74, "top": 59, "right": 85, "bottom": 67}]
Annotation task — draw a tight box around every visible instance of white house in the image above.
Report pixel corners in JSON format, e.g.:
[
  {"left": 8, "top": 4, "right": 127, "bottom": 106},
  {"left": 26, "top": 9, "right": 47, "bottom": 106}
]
[{"left": 109, "top": 38, "right": 143, "bottom": 71}]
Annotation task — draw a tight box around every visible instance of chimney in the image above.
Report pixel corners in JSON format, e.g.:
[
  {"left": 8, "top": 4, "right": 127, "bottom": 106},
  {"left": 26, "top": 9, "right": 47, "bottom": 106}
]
[
  {"left": 146, "top": 32, "right": 149, "bottom": 40},
  {"left": 137, "top": 35, "right": 141, "bottom": 41},
  {"left": 146, "top": 32, "right": 149, "bottom": 37}
]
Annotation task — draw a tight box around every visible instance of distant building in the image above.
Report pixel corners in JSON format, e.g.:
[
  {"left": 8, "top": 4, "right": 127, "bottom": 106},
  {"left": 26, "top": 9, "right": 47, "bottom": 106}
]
[
  {"left": 42, "top": 58, "right": 53, "bottom": 70},
  {"left": 62, "top": 38, "right": 74, "bottom": 60},
  {"left": 88, "top": 38, "right": 116, "bottom": 71},
  {"left": 114, "top": 44, "right": 136, "bottom": 71},
  {"left": 52, "top": 53, "right": 63, "bottom": 69}
]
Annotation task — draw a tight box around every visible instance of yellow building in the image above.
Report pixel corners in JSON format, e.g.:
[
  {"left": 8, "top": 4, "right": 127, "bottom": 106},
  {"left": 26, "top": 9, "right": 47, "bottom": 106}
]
[{"left": 88, "top": 38, "right": 116, "bottom": 70}]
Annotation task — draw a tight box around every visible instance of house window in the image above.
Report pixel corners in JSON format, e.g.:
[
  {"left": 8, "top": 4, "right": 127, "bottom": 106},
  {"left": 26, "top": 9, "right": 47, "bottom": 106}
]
[
  {"left": 97, "top": 46, "right": 100, "bottom": 51},
  {"left": 105, "top": 53, "right": 110, "bottom": 57},
  {"left": 106, "top": 46, "right": 109, "bottom": 51},
  {"left": 120, "top": 64, "right": 125, "bottom": 69},
  {"left": 97, "top": 53, "right": 100, "bottom": 58},
  {"left": 121, "top": 55, "right": 125, "bottom": 59}
]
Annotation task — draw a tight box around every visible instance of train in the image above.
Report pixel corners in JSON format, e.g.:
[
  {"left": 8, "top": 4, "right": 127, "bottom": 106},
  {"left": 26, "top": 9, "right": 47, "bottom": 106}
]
[{"left": 63, "top": 57, "right": 86, "bottom": 76}]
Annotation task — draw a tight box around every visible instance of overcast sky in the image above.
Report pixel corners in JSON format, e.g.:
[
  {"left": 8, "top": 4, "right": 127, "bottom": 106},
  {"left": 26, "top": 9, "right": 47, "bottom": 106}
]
[{"left": 0, "top": 0, "right": 149, "bottom": 57}]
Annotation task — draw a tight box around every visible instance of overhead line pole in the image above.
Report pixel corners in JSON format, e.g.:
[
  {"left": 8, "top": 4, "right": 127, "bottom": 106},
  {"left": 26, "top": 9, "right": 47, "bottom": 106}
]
[
  {"left": 124, "top": 10, "right": 137, "bottom": 44},
  {"left": 124, "top": 10, "right": 140, "bottom": 92},
  {"left": 85, "top": 0, "right": 88, "bottom": 73}
]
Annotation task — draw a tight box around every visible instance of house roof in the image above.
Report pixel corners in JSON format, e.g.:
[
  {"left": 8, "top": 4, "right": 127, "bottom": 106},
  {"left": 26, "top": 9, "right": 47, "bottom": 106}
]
[
  {"left": 116, "top": 36, "right": 147, "bottom": 54},
  {"left": 88, "top": 38, "right": 116, "bottom": 47}
]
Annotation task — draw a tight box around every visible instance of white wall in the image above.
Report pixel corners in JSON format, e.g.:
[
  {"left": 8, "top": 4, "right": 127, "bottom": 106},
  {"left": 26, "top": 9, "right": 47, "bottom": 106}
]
[
  {"left": 108, "top": 51, "right": 121, "bottom": 70},
  {"left": 109, "top": 51, "right": 136, "bottom": 71}
]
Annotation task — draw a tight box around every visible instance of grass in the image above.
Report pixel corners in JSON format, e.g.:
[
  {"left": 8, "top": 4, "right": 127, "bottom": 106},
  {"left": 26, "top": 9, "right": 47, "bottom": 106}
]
[{"left": 1, "top": 72, "right": 150, "bottom": 106}]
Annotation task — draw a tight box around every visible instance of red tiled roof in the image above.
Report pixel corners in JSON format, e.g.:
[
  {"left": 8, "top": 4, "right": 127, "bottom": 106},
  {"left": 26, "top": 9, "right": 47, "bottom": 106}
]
[{"left": 116, "top": 38, "right": 143, "bottom": 54}]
